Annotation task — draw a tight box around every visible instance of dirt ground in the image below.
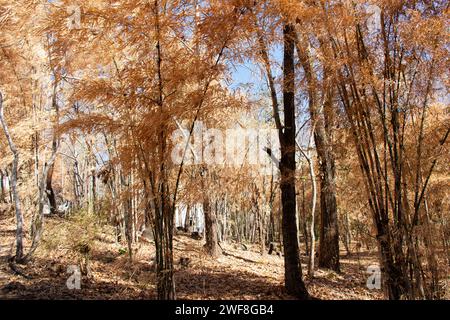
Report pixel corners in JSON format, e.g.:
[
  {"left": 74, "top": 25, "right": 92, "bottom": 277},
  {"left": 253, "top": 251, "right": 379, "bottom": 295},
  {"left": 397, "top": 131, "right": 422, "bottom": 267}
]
[{"left": 0, "top": 213, "right": 383, "bottom": 300}]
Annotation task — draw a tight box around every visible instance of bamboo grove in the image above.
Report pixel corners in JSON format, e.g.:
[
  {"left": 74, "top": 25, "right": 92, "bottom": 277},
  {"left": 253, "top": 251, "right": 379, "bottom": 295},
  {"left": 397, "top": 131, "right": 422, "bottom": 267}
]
[{"left": 0, "top": 0, "right": 448, "bottom": 300}]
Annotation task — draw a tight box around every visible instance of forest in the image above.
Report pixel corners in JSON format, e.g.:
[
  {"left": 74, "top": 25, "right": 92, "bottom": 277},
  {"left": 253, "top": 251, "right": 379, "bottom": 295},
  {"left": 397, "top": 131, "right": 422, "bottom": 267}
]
[{"left": 0, "top": 0, "right": 449, "bottom": 301}]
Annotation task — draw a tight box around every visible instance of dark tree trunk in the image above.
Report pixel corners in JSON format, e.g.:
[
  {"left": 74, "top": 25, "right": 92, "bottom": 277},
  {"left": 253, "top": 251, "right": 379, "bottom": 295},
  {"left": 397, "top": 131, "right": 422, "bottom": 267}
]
[
  {"left": 46, "top": 164, "right": 57, "bottom": 215},
  {"left": 279, "top": 23, "right": 309, "bottom": 299},
  {"left": 72, "top": 161, "right": 83, "bottom": 209},
  {"left": 153, "top": 0, "right": 175, "bottom": 299},
  {"left": 255, "top": 15, "right": 308, "bottom": 298},
  {"left": 376, "top": 222, "right": 410, "bottom": 300},
  {"left": 151, "top": 130, "right": 176, "bottom": 300},
  {"left": 0, "top": 169, "right": 5, "bottom": 203},
  {"left": 153, "top": 195, "right": 175, "bottom": 300}
]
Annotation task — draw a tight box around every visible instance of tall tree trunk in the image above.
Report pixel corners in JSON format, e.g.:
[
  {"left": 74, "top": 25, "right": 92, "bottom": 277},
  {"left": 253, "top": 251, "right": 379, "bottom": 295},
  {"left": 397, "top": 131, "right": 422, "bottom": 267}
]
[
  {"left": 307, "top": 140, "right": 317, "bottom": 277},
  {"left": 314, "top": 102, "right": 340, "bottom": 272},
  {"left": 298, "top": 133, "right": 318, "bottom": 277},
  {"left": 203, "top": 192, "right": 221, "bottom": 257},
  {"left": 26, "top": 149, "right": 58, "bottom": 261},
  {"left": 279, "top": 23, "right": 309, "bottom": 299},
  {"left": 152, "top": 0, "right": 175, "bottom": 300},
  {"left": 46, "top": 77, "right": 60, "bottom": 215},
  {"left": 255, "top": 15, "right": 308, "bottom": 297},
  {"left": 121, "top": 173, "right": 133, "bottom": 260},
  {"left": 316, "top": 125, "right": 340, "bottom": 272},
  {"left": 294, "top": 31, "right": 340, "bottom": 272},
  {"left": 0, "top": 92, "right": 24, "bottom": 262}
]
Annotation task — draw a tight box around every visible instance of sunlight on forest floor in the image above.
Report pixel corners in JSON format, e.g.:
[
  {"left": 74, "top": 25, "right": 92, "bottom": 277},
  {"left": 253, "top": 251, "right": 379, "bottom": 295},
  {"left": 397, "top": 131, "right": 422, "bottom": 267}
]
[{"left": 0, "top": 214, "right": 382, "bottom": 300}]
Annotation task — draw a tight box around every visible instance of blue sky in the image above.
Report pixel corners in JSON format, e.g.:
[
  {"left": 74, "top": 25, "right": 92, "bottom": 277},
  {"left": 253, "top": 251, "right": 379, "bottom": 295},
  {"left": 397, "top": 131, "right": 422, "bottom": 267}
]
[{"left": 229, "top": 45, "right": 284, "bottom": 93}]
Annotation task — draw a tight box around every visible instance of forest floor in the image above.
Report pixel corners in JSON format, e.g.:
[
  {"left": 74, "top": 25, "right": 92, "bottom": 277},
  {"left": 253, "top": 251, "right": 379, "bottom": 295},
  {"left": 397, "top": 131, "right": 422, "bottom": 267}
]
[{"left": 0, "top": 213, "right": 383, "bottom": 300}]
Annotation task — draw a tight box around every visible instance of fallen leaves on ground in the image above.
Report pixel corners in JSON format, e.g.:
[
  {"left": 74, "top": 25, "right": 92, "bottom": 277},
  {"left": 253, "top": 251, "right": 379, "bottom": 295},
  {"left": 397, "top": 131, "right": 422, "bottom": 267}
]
[{"left": 0, "top": 215, "right": 383, "bottom": 300}]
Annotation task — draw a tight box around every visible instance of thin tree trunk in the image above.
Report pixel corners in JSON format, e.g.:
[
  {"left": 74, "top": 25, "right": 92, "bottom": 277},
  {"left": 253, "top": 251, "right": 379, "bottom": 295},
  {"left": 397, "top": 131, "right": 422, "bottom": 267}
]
[
  {"left": 26, "top": 149, "right": 58, "bottom": 261},
  {"left": 33, "top": 133, "right": 39, "bottom": 188},
  {"left": 0, "top": 169, "right": 5, "bottom": 203},
  {"left": 438, "top": 209, "right": 450, "bottom": 267},
  {"left": 121, "top": 173, "right": 133, "bottom": 260},
  {"left": 298, "top": 134, "right": 318, "bottom": 277},
  {"left": 294, "top": 31, "right": 339, "bottom": 272},
  {"left": 268, "top": 206, "right": 275, "bottom": 246},
  {"left": 258, "top": 208, "right": 266, "bottom": 255},
  {"left": 222, "top": 199, "right": 228, "bottom": 242},
  {"left": 0, "top": 92, "right": 24, "bottom": 262},
  {"left": 343, "top": 210, "right": 352, "bottom": 256},
  {"left": 301, "top": 180, "right": 310, "bottom": 256},
  {"left": 7, "top": 169, "right": 13, "bottom": 204},
  {"left": 46, "top": 77, "right": 60, "bottom": 215},
  {"left": 307, "top": 145, "right": 317, "bottom": 277}
]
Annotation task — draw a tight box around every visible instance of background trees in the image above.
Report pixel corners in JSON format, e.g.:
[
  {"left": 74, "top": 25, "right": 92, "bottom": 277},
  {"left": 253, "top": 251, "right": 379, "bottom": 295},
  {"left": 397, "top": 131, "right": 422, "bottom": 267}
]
[{"left": 0, "top": 0, "right": 448, "bottom": 300}]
